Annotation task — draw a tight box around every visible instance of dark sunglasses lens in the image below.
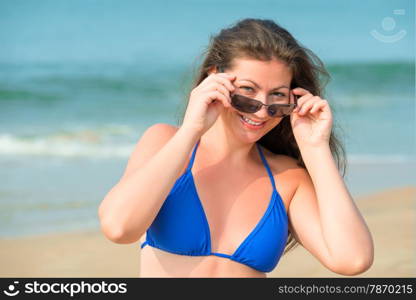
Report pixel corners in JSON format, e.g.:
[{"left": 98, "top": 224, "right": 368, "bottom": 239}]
[
  {"left": 231, "top": 94, "right": 261, "bottom": 113},
  {"left": 268, "top": 104, "right": 295, "bottom": 117}
]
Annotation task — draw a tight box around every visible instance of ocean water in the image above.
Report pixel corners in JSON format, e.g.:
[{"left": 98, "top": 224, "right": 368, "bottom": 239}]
[
  {"left": 0, "top": 0, "right": 414, "bottom": 237},
  {"left": 0, "top": 61, "right": 414, "bottom": 160}
]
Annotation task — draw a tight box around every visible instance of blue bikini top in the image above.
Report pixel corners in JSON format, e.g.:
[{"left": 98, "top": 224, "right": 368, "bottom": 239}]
[{"left": 140, "top": 140, "right": 289, "bottom": 273}]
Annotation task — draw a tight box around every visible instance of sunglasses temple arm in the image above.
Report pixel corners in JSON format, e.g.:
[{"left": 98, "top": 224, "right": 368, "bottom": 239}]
[{"left": 293, "top": 91, "right": 298, "bottom": 107}]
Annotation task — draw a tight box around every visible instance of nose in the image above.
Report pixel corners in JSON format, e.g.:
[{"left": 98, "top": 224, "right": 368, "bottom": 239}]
[
  {"left": 253, "top": 95, "right": 270, "bottom": 120},
  {"left": 253, "top": 107, "right": 269, "bottom": 119}
]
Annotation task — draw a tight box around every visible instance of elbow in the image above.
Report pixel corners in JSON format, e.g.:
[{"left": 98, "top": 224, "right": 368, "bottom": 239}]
[
  {"left": 330, "top": 255, "right": 374, "bottom": 276},
  {"left": 98, "top": 205, "right": 141, "bottom": 244},
  {"left": 99, "top": 219, "right": 141, "bottom": 244},
  {"left": 100, "top": 222, "right": 126, "bottom": 244},
  {"left": 98, "top": 210, "right": 125, "bottom": 244},
  {"left": 328, "top": 237, "right": 374, "bottom": 276}
]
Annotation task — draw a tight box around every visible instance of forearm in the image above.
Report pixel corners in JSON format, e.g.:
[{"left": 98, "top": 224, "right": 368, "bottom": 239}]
[{"left": 300, "top": 145, "right": 374, "bottom": 267}]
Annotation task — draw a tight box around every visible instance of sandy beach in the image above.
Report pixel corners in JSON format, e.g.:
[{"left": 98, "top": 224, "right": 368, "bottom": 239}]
[{"left": 0, "top": 186, "right": 414, "bottom": 278}]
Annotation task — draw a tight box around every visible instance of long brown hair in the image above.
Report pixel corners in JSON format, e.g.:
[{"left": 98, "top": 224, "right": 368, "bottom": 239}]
[{"left": 176, "top": 18, "right": 347, "bottom": 255}]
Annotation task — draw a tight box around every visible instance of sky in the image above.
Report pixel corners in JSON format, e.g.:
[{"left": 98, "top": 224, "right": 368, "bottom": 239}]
[{"left": 0, "top": 0, "right": 414, "bottom": 65}]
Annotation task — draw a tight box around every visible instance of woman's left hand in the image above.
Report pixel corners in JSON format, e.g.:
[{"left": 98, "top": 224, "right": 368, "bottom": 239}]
[{"left": 289, "top": 87, "right": 333, "bottom": 148}]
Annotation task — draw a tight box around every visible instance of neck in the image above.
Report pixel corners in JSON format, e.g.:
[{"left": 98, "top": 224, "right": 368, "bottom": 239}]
[{"left": 199, "top": 114, "right": 258, "bottom": 167}]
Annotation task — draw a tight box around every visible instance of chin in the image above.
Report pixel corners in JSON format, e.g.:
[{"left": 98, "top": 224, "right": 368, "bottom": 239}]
[{"left": 230, "top": 111, "right": 277, "bottom": 143}]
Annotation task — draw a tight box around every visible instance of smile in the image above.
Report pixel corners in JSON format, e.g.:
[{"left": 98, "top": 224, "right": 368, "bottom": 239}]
[{"left": 238, "top": 114, "right": 266, "bottom": 128}]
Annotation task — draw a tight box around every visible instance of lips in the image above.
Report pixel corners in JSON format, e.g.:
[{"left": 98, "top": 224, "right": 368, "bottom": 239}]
[
  {"left": 239, "top": 114, "right": 265, "bottom": 124},
  {"left": 238, "top": 113, "right": 266, "bottom": 129}
]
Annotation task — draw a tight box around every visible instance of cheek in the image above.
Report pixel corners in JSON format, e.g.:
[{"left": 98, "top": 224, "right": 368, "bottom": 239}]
[
  {"left": 222, "top": 109, "right": 238, "bottom": 124},
  {"left": 228, "top": 108, "right": 240, "bottom": 119},
  {"left": 266, "top": 118, "right": 283, "bottom": 130}
]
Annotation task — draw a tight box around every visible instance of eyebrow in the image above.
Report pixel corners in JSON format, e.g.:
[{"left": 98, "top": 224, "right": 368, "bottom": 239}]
[{"left": 239, "top": 79, "right": 289, "bottom": 91}]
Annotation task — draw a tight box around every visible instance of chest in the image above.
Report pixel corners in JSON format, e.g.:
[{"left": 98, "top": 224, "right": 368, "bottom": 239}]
[{"left": 191, "top": 162, "right": 292, "bottom": 254}]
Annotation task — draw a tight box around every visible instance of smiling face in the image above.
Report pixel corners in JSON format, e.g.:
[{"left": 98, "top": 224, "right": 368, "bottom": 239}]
[{"left": 220, "top": 57, "right": 293, "bottom": 142}]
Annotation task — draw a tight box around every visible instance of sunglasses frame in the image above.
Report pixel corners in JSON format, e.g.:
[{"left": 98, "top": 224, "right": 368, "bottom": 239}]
[
  {"left": 216, "top": 65, "right": 298, "bottom": 117},
  {"left": 230, "top": 92, "right": 298, "bottom": 118}
]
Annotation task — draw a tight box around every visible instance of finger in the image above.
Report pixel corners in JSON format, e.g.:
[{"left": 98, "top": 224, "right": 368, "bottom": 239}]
[
  {"left": 292, "top": 87, "right": 312, "bottom": 97},
  {"left": 310, "top": 100, "right": 328, "bottom": 114},
  {"left": 207, "top": 90, "right": 231, "bottom": 108},
  {"left": 215, "top": 71, "right": 236, "bottom": 78},
  {"left": 297, "top": 96, "right": 322, "bottom": 115},
  {"left": 309, "top": 102, "right": 324, "bottom": 114},
  {"left": 206, "top": 72, "right": 235, "bottom": 90},
  {"left": 212, "top": 75, "right": 236, "bottom": 92},
  {"left": 293, "top": 93, "right": 314, "bottom": 112},
  {"left": 209, "top": 71, "right": 234, "bottom": 80},
  {"left": 201, "top": 83, "right": 232, "bottom": 100},
  {"left": 217, "top": 72, "right": 236, "bottom": 79}
]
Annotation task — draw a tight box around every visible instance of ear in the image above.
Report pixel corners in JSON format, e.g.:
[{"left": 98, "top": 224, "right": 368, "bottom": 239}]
[{"left": 207, "top": 65, "right": 219, "bottom": 75}]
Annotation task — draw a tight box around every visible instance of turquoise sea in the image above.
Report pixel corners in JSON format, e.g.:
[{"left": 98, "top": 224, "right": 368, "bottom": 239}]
[{"left": 0, "top": 0, "right": 414, "bottom": 237}]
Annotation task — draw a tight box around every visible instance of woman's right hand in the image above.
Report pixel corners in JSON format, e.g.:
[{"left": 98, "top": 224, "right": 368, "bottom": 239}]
[{"left": 181, "top": 71, "right": 236, "bottom": 135}]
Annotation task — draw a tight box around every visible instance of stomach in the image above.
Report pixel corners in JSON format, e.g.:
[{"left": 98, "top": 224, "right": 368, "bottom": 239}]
[{"left": 139, "top": 246, "right": 266, "bottom": 278}]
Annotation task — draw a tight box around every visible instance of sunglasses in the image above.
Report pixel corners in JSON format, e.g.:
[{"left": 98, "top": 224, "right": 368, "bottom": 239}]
[
  {"left": 217, "top": 65, "right": 298, "bottom": 118},
  {"left": 230, "top": 92, "right": 298, "bottom": 118}
]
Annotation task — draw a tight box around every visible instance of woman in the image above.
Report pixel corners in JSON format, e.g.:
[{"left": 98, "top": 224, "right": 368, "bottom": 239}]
[{"left": 98, "top": 18, "right": 374, "bottom": 277}]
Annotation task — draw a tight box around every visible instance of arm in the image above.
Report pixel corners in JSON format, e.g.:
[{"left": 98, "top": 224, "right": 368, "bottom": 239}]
[
  {"left": 288, "top": 145, "right": 374, "bottom": 275},
  {"left": 98, "top": 123, "right": 200, "bottom": 244}
]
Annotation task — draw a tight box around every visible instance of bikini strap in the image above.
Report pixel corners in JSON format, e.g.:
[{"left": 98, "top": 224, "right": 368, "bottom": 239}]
[
  {"left": 186, "top": 139, "right": 201, "bottom": 172},
  {"left": 256, "top": 143, "right": 277, "bottom": 191}
]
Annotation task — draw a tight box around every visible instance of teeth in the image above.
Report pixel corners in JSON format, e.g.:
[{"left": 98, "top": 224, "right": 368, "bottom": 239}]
[{"left": 241, "top": 115, "right": 264, "bottom": 126}]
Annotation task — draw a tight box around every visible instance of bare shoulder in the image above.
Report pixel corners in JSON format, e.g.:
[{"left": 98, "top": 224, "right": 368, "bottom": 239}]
[
  {"left": 260, "top": 146, "right": 304, "bottom": 174},
  {"left": 143, "top": 123, "right": 179, "bottom": 139},
  {"left": 269, "top": 153, "right": 308, "bottom": 182},
  {"left": 133, "top": 123, "right": 179, "bottom": 155},
  {"left": 259, "top": 146, "right": 310, "bottom": 205},
  {"left": 119, "top": 123, "right": 179, "bottom": 181}
]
